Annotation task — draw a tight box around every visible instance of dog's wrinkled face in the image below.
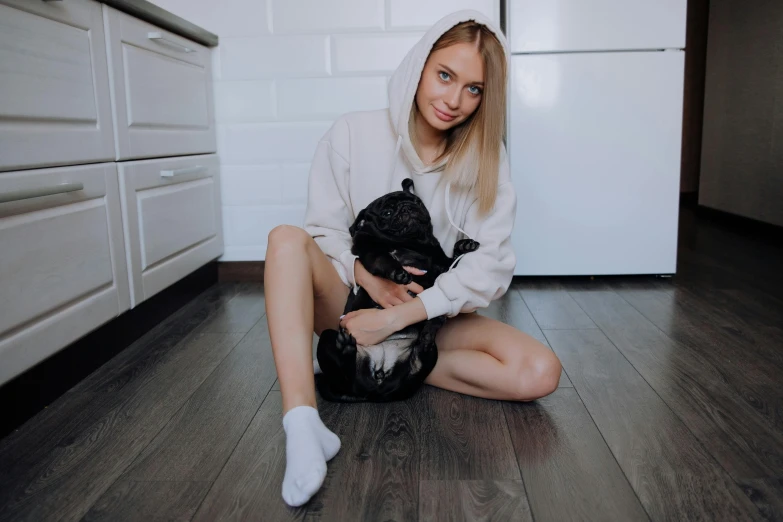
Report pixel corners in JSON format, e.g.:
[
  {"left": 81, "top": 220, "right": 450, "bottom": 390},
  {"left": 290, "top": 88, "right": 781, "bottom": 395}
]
[{"left": 349, "top": 179, "right": 433, "bottom": 241}]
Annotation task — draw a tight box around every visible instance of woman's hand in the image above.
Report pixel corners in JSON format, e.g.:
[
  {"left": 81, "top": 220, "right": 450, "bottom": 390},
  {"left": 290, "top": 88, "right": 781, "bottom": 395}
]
[
  {"left": 354, "top": 260, "right": 425, "bottom": 309},
  {"left": 339, "top": 308, "right": 398, "bottom": 346},
  {"left": 339, "top": 298, "right": 429, "bottom": 346}
]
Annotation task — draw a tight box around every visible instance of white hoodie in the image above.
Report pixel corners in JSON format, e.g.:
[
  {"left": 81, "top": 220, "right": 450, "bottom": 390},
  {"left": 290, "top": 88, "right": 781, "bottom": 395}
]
[{"left": 302, "top": 9, "right": 516, "bottom": 320}]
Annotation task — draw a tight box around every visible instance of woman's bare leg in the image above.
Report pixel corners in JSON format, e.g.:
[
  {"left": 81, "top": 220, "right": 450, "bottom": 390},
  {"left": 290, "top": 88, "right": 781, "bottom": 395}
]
[
  {"left": 264, "top": 225, "right": 350, "bottom": 507},
  {"left": 265, "top": 225, "right": 350, "bottom": 413},
  {"left": 424, "top": 313, "right": 562, "bottom": 401}
]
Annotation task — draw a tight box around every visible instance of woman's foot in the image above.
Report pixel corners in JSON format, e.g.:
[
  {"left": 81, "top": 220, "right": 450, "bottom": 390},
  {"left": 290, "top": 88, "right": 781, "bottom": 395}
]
[{"left": 281, "top": 405, "right": 341, "bottom": 506}]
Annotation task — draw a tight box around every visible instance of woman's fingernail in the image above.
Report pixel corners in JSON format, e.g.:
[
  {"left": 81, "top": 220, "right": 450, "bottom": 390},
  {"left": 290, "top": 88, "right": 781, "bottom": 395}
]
[
  {"left": 339, "top": 315, "right": 345, "bottom": 319},
  {"left": 420, "top": 270, "right": 428, "bottom": 274}
]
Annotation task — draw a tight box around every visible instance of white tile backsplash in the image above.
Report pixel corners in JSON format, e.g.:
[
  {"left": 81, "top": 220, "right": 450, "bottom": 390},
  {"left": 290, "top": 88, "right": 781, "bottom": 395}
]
[
  {"left": 387, "top": 0, "right": 499, "bottom": 29},
  {"left": 221, "top": 165, "right": 283, "bottom": 205},
  {"left": 278, "top": 77, "right": 388, "bottom": 120},
  {"left": 271, "top": 0, "right": 384, "bottom": 33},
  {"left": 332, "top": 33, "right": 424, "bottom": 74},
  {"left": 280, "top": 164, "right": 312, "bottom": 202},
  {"left": 219, "top": 122, "right": 333, "bottom": 164},
  {"left": 214, "top": 81, "right": 276, "bottom": 123},
  {"left": 220, "top": 35, "right": 330, "bottom": 80},
  {"left": 150, "top": 0, "right": 499, "bottom": 260},
  {"left": 223, "top": 205, "right": 307, "bottom": 259}
]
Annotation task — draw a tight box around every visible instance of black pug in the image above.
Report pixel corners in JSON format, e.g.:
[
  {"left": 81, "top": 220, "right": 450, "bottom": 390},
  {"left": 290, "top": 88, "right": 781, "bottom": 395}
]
[{"left": 315, "top": 178, "right": 479, "bottom": 403}]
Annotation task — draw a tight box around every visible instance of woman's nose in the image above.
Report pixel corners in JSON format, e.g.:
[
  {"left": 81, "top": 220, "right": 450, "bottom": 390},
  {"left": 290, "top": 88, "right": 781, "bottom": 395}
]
[{"left": 444, "top": 86, "right": 460, "bottom": 110}]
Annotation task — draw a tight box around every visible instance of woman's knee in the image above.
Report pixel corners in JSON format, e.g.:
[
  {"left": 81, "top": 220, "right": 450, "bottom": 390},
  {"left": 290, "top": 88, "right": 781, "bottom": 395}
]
[
  {"left": 513, "top": 347, "right": 562, "bottom": 401},
  {"left": 266, "top": 225, "right": 310, "bottom": 260}
]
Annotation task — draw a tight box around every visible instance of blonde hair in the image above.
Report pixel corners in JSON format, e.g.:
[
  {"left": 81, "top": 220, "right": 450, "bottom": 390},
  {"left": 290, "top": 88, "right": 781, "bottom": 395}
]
[{"left": 410, "top": 21, "right": 507, "bottom": 214}]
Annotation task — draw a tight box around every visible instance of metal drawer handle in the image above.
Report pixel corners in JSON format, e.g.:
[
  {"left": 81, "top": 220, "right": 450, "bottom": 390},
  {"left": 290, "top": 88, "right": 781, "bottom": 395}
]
[
  {"left": 0, "top": 182, "right": 84, "bottom": 204},
  {"left": 160, "top": 166, "right": 207, "bottom": 178},
  {"left": 148, "top": 32, "right": 194, "bottom": 53}
]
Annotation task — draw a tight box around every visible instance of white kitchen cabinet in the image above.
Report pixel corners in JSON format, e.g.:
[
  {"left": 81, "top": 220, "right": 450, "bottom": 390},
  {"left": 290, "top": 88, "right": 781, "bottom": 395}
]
[
  {"left": 103, "top": 6, "right": 217, "bottom": 160},
  {"left": 118, "top": 155, "right": 223, "bottom": 307},
  {"left": 0, "top": 163, "right": 129, "bottom": 384},
  {"left": 0, "top": 1, "right": 222, "bottom": 386},
  {"left": 0, "top": 0, "right": 115, "bottom": 171}
]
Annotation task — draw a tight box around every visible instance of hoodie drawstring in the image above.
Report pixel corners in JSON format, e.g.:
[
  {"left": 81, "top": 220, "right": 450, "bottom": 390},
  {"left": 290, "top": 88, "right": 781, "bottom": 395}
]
[
  {"left": 444, "top": 181, "right": 469, "bottom": 239},
  {"left": 444, "top": 181, "right": 472, "bottom": 271},
  {"left": 389, "top": 135, "right": 472, "bottom": 272}
]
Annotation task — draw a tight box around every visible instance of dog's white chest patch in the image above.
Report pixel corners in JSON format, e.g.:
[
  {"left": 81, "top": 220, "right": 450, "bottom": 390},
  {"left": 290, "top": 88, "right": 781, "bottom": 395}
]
[{"left": 359, "top": 337, "right": 411, "bottom": 376}]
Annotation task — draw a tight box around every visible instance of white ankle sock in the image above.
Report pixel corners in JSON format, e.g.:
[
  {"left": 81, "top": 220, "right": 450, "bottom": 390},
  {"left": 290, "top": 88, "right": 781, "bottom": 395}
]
[{"left": 281, "top": 405, "right": 341, "bottom": 507}]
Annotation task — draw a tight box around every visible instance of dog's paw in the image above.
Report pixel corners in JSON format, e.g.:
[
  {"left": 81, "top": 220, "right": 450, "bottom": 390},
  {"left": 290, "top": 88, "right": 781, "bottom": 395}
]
[
  {"left": 390, "top": 267, "right": 413, "bottom": 285},
  {"left": 454, "top": 239, "right": 480, "bottom": 255},
  {"left": 336, "top": 328, "right": 357, "bottom": 353}
]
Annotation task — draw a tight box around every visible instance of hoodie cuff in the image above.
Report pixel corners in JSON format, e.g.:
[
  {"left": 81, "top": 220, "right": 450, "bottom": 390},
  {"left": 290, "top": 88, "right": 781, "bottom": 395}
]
[
  {"left": 417, "top": 286, "right": 453, "bottom": 319},
  {"left": 339, "top": 249, "right": 359, "bottom": 289}
]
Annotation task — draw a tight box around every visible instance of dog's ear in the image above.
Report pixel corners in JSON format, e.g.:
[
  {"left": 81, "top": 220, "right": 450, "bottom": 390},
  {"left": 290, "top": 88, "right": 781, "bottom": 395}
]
[
  {"left": 402, "top": 178, "right": 414, "bottom": 194},
  {"left": 349, "top": 209, "right": 366, "bottom": 237}
]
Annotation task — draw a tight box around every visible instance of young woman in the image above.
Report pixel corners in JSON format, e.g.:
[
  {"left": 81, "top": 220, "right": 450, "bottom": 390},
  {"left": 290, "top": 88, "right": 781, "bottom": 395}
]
[{"left": 264, "top": 10, "right": 562, "bottom": 507}]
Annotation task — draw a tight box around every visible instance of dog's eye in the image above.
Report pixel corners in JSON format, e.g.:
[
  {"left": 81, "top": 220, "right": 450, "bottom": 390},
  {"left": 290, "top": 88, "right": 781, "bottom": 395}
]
[{"left": 382, "top": 209, "right": 393, "bottom": 218}]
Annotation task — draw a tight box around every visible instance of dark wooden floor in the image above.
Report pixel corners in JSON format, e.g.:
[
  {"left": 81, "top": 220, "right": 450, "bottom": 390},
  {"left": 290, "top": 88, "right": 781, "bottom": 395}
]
[{"left": 1, "top": 205, "right": 782, "bottom": 522}]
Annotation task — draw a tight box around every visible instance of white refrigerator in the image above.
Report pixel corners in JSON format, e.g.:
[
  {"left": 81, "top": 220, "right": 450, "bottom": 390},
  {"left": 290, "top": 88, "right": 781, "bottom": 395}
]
[{"left": 506, "top": 0, "right": 687, "bottom": 275}]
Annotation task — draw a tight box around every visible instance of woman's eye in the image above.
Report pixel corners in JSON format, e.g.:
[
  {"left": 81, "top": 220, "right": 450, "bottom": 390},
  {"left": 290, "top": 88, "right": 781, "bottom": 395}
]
[
  {"left": 468, "top": 85, "right": 482, "bottom": 95},
  {"left": 438, "top": 71, "right": 450, "bottom": 81}
]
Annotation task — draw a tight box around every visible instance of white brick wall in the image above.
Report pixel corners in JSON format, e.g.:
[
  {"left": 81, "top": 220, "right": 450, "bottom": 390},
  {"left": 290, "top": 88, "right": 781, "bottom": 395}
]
[{"left": 150, "top": 0, "right": 499, "bottom": 261}]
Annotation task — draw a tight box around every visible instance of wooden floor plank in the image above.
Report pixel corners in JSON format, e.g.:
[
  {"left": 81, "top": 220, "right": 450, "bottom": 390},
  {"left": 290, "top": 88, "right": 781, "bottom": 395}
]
[
  {"left": 717, "top": 286, "right": 783, "bottom": 332},
  {"left": 516, "top": 279, "right": 598, "bottom": 330},
  {"left": 0, "top": 284, "right": 242, "bottom": 475},
  {"left": 76, "top": 284, "right": 244, "bottom": 398},
  {"left": 663, "top": 280, "right": 783, "bottom": 372},
  {"left": 3, "top": 196, "right": 782, "bottom": 522},
  {"left": 313, "top": 398, "right": 421, "bottom": 522},
  {"left": 675, "top": 206, "right": 783, "bottom": 299},
  {"left": 419, "top": 480, "right": 532, "bottom": 522},
  {"left": 121, "top": 319, "right": 274, "bottom": 483},
  {"left": 618, "top": 281, "right": 783, "bottom": 435},
  {"left": 191, "top": 391, "right": 309, "bottom": 522},
  {"left": 568, "top": 288, "right": 783, "bottom": 480},
  {"left": 546, "top": 328, "right": 759, "bottom": 521},
  {"left": 0, "top": 328, "right": 244, "bottom": 522},
  {"left": 478, "top": 290, "right": 573, "bottom": 388},
  {"left": 82, "top": 480, "right": 211, "bottom": 522},
  {"left": 481, "top": 285, "right": 550, "bottom": 345},
  {"left": 504, "top": 388, "right": 649, "bottom": 522},
  {"left": 738, "top": 477, "right": 783, "bottom": 522},
  {"left": 418, "top": 387, "right": 521, "bottom": 481},
  {"left": 200, "top": 283, "right": 266, "bottom": 333}
]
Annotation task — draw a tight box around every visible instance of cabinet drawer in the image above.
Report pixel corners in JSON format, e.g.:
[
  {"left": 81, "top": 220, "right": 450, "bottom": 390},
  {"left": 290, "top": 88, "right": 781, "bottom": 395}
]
[
  {"left": 119, "top": 155, "right": 223, "bottom": 306},
  {"left": 104, "top": 6, "right": 217, "bottom": 160},
  {"left": 0, "top": 163, "right": 129, "bottom": 385},
  {"left": 0, "top": 0, "right": 115, "bottom": 172}
]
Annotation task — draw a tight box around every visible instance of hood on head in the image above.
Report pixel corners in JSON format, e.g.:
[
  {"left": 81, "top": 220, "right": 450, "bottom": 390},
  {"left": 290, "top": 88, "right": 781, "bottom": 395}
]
[{"left": 387, "top": 9, "right": 510, "bottom": 174}]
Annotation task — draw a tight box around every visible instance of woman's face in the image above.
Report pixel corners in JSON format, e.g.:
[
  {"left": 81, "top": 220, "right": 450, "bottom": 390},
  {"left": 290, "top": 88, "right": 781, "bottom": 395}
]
[{"left": 415, "top": 42, "right": 485, "bottom": 133}]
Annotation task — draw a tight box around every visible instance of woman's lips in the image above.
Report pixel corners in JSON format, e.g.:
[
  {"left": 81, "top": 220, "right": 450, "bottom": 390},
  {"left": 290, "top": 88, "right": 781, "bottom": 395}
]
[{"left": 433, "top": 106, "right": 456, "bottom": 122}]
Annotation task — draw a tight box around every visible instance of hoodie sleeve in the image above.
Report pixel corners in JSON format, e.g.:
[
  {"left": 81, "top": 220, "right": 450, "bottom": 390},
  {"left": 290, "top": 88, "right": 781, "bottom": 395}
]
[
  {"left": 302, "top": 118, "right": 359, "bottom": 289},
  {"left": 416, "top": 151, "right": 517, "bottom": 319}
]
